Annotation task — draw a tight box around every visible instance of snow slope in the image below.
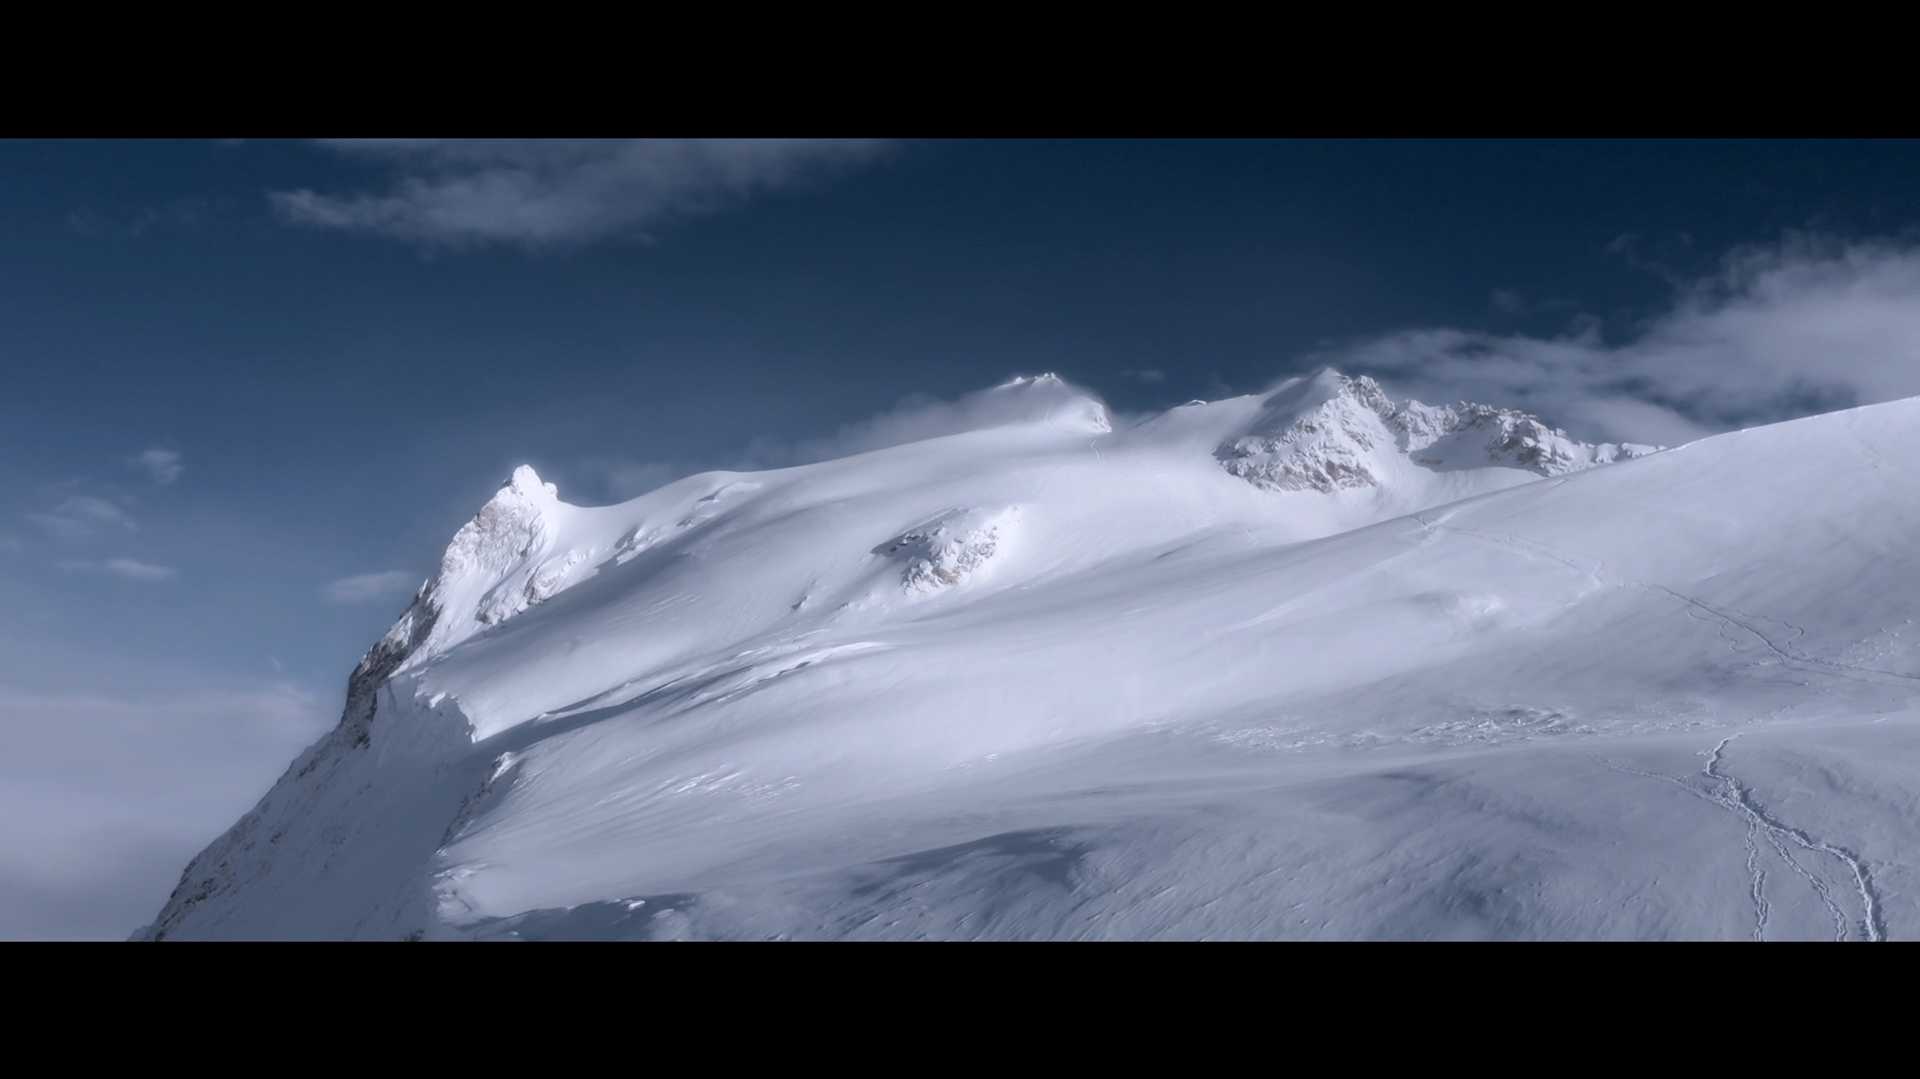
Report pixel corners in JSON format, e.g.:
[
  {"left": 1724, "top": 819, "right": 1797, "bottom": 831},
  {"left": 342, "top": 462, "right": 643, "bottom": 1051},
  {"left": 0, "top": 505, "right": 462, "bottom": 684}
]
[{"left": 140, "top": 369, "right": 1920, "bottom": 940}]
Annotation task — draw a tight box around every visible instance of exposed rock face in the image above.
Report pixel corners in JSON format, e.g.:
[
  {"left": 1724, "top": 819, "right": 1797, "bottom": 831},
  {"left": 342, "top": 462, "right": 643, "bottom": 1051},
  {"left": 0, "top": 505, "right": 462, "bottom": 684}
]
[
  {"left": 406, "top": 465, "right": 570, "bottom": 656},
  {"left": 875, "top": 508, "right": 1019, "bottom": 594},
  {"left": 1218, "top": 390, "right": 1394, "bottom": 493}
]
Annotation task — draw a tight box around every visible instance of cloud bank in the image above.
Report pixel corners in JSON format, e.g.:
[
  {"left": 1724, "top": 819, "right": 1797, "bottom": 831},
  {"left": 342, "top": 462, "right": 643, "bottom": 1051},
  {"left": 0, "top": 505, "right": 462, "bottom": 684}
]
[
  {"left": 1321, "top": 236, "right": 1920, "bottom": 446},
  {"left": 272, "top": 139, "right": 889, "bottom": 251},
  {"left": 0, "top": 680, "right": 331, "bottom": 939}
]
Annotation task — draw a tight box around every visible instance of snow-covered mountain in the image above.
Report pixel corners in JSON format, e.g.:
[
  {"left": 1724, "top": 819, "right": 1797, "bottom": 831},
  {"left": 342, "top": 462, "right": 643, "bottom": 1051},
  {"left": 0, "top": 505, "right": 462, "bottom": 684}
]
[
  {"left": 1216, "top": 370, "right": 1658, "bottom": 493},
  {"left": 140, "top": 367, "right": 1920, "bottom": 941}
]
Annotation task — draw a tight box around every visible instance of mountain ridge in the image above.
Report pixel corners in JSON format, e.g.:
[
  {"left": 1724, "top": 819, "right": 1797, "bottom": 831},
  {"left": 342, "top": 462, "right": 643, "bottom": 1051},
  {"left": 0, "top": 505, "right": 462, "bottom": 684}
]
[{"left": 138, "top": 373, "right": 1920, "bottom": 941}]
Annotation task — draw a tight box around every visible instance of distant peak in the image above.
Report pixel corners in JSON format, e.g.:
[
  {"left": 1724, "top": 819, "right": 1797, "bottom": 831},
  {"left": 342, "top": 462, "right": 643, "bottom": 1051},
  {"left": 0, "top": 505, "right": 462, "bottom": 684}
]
[
  {"left": 1281, "top": 365, "right": 1360, "bottom": 390},
  {"left": 1258, "top": 367, "right": 1388, "bottom": 417},
  {"left": 1222, "top": 371, "right": 1662, "bottom": 493},
  {"left": 1316, "top": 367, "right": 1388, "bottom": 398},
  {"left": 965, "top": 372, "right": 1110, "bottom": 436}
]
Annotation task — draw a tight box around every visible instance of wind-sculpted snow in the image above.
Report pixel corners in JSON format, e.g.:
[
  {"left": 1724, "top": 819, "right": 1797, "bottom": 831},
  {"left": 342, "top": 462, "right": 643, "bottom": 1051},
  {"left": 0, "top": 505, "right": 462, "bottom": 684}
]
[{"left": 143, "top": 369, "right": 1920, "bottom": 940}]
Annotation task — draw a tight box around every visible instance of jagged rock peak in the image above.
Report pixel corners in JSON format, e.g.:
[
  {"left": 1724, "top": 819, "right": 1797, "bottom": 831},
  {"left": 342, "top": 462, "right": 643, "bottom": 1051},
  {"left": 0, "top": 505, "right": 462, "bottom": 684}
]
[{"left": 363, "top": 465, "right": 575, "bottom": 673}]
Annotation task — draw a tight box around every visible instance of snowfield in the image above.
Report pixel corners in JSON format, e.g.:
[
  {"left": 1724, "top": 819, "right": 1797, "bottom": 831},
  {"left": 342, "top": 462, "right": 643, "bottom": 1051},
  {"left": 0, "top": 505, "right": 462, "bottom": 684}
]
[{"left": 140, "top": 369, "right": 1920, "bottom": 940}]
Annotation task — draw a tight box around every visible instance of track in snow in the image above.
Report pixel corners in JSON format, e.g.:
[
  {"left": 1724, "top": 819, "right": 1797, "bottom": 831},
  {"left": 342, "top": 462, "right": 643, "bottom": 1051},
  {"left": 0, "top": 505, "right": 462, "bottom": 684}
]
[{"left": 1610, "top": 735, "right": 1884, "bottom": 941}]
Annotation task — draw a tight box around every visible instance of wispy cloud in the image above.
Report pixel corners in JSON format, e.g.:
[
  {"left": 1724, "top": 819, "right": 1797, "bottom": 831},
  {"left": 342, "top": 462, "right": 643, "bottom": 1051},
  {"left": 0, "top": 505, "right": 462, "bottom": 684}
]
[
  {"left": 27, "top": 496, "right": 136, "bottom": 541},
  {"left": 576, "top": 458, "right": 684, "bottom": 502},
  {"left": 736, "top": 374, "right": 1109, "bottom": 468},
  {"left": 271, "top": 139, "right": 890, "bottom": 251},
  {"left": 323, "top": 570, "right": 418, "bottom": 605},
  {"left": 573, "top": 377, "right": 1115, "bottom": 490},
  {"left": 104, "top": 558, "right": 176, "bottom": 582},
  {"left": 59, "top": 558, "right": 178, "bottom": 582},
  {"left": 129, "top": 448, "right": 183, "bottom": 485},
  {"left": 1318, "top": 234, "right": 1920, "bottom": 446},
  {"left": 1604, "top": 231, "right": 1697, "bottom": 286},
  {"left": 1120, "top": 368, "right": 1167, "bottom": 384}
]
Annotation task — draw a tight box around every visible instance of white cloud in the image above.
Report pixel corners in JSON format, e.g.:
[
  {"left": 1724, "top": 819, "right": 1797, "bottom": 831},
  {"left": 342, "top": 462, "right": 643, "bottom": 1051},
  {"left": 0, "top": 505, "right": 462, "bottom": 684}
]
[
  {"left": 271, "top": 139, "right": 889, "bottom": 251},
  {"left": 58, "top": 557, "right": 178, "bottom": 582},
  {"left": 323, "top": 570, "right": 418, "bottom": 605},
  {"left": 27, "top": 496, "right": 136, "bottom": 541},
  {"left": 103, "top": 558, "right": 177, "bottom": 582},
  {"left": 129, "top": 448, "right": 183, "bottom": 485},
  {"left": 1315, "top": 235, "right": 1920, "bottom": 446}
]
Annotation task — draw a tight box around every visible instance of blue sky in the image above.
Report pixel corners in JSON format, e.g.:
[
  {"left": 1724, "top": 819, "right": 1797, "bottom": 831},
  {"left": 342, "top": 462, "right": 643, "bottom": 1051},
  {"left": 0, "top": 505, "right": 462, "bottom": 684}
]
[{"left": 9, "top": 138, "right": 1920, "bottom": 937}]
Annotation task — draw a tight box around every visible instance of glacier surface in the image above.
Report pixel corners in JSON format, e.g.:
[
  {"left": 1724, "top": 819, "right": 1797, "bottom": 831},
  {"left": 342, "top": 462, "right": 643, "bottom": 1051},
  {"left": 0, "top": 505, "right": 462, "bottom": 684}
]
[{"left": 141, "top": 368, "right": 1920, "bottom": 940}]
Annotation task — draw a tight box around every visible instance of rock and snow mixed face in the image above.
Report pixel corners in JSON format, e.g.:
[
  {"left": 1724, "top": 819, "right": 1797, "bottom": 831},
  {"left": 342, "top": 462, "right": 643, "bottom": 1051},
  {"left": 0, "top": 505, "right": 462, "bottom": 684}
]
[
  {"left": 141, "top": 367, "right": 1920, "bottom": 942},
  {"left": 1216, "top": 369, "right": 1660, "bottom": 494},
  {"left": 876, "top": 507, "right": 1019, "bottom": 594},
  {"left": 386, "top": 465, "right": 570, "bottom": 660}
]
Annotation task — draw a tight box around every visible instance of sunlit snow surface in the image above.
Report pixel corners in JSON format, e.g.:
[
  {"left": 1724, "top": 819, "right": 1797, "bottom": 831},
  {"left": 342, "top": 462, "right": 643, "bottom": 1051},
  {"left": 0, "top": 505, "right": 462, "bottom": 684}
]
[{"left": 143, "top": 371, "right": 1920, "bottom": 940}]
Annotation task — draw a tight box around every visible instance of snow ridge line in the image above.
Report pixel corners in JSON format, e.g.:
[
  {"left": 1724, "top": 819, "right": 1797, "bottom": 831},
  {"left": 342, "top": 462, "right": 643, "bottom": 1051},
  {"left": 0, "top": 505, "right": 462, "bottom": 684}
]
[{"left": 1843, "top": 408, "right": 1911, "bottom": 483}]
